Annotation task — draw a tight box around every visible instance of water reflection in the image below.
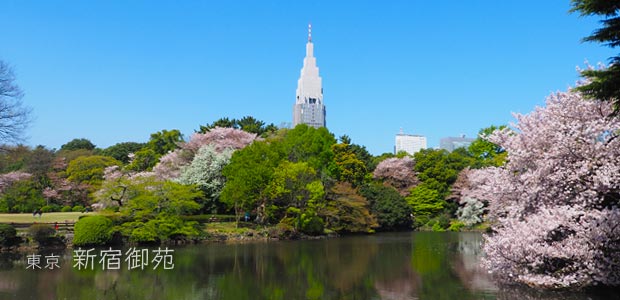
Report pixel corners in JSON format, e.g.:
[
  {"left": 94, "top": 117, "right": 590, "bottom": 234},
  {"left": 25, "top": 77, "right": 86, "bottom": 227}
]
[{"left": 0, "top": 233, "right": 618, "bottom": 299}]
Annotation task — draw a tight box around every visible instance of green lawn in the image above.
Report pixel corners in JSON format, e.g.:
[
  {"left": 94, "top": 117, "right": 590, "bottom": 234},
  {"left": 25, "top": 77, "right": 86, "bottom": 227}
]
[{"left": 0, "top": 212, "right": 92, "bottom": 223}]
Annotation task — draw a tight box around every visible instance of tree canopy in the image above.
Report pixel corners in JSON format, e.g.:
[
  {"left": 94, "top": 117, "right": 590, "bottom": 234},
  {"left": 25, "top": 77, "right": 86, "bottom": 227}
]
[{"left": 571, "top": 0, "right": 620, "bottom": 115}]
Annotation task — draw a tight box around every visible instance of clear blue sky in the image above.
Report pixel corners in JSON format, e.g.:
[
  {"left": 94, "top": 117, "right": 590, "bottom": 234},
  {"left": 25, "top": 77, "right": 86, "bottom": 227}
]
[{"left": 0, "top": 1, "right": 615, "bottom": 155}]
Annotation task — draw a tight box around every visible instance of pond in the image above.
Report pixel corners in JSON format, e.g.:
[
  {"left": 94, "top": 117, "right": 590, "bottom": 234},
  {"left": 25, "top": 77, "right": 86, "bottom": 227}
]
[{"left": 0, "top": 232, "right": 617, "bottom": 299}]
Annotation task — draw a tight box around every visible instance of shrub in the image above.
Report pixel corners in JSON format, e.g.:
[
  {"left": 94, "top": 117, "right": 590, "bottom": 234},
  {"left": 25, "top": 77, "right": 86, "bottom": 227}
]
[
  {"left": 28, "top": 224, "right": 60, "bottom": 246},
  {"left": 299, "top": 212, "right": 324, "bottom": 235},
  {"left": 40, "top": 204, "right": 61, "bottom": 213},
  {"left": 0, "top": 224, "right": 20, "bottom": 248},
  {"left": 431, "top": 222, "right": 445, "bottom": 232},
  {"left": 73, "top": 215, "right": 113, "bottom": 246},
  {"left": 448, "top": 220, "right": 465, "bottom": 232},
  {"left": 61, "top": 206, "right": 72, "bottom": 212},
  {"left": 72, "top": 205, "right": 84, "bottom": 212}
]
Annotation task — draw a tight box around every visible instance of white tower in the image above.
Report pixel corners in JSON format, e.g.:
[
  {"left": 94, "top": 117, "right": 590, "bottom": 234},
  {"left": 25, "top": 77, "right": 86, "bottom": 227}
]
[{"left": 293, "top": 23, "right": 326, "bottom": 128}]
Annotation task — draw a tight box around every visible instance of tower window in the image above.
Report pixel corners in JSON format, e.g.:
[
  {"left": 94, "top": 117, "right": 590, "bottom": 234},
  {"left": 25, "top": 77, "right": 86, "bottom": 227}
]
[{"left": 309, "top": 98, "right": 317, "bottom": 104}]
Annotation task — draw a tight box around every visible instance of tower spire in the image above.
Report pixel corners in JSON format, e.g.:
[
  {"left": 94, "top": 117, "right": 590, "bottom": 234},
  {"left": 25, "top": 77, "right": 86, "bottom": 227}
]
[{"left": 308, "top": 23, "right": 312, "bottom": 42}]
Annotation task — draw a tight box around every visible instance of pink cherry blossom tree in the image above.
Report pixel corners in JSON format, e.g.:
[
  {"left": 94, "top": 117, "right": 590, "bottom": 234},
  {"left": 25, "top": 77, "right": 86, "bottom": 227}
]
[
  {"left": 0, "top": 171, "right": 31, "bottom": 193},
  {"left": 373, "top": 157, "right": 419, "bottom": 195},
  {"left": 152, "top": 127, "right": 256, "bottom": 180},
  {"left": 465, "top": 87, "right": 620, "bottom": 288}
]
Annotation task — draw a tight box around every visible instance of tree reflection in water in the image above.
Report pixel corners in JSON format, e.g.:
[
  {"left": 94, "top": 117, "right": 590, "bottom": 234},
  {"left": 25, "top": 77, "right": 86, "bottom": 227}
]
[{"left": 0, "top": 233, "right": 618, "bottom": 299}]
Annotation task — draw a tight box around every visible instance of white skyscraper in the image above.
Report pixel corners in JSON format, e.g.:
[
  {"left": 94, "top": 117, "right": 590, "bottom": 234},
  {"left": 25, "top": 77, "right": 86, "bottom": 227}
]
[
  {"left": 395, "top": 129, "right": 427, "bottom": 155},
  {"left": 293, "top": 24, "right": 326, "bottom": 128}
]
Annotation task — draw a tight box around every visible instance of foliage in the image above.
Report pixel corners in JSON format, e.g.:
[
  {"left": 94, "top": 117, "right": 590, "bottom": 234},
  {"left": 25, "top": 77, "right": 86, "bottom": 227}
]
[
  {"left": 147, "top": 129, "right": 183, "bottom": 155},
  {"left": 72, "top": 205, "right": 84, "bottom": 212},
  {"left": 66, "top": 155, "right": 121, "bottom": 188},
  {"left": 61, "top": 205, "right": 72, "bottom": 212},
  {"left": 221, "top": 125, "right": 334, "bottom": 222},
  {"left": 0, "top": 145, "right": 30, "bottom": 172},
  {"left": 447, "top": 220, "right": 465, "bottom": 232},
  {"left": 119, "top": 176, "right": 202, "bottom": 219},
  {"left": 406, "top": 183, "right": 445, "bottom": 218},
  {"left": 323, "top": 183, "right": 377, "bottom": 233},
  {"left": 299, "top": 211, "right": 324, "bottom": 235},
  {"left": 98, "top": 175, "right": 204, "bottom": 243},
  {"left": 0, "top": 179, "right": 45, "bottom": 213},
  {"left": 60, "top": 138, "right": 96, "bottom": 152},
  {"left": 198, "top": 116, "right": 278, "bottom": 137},
  {"left": 330, "top": 143, "right": 367, "bottom": 186},
  {"left": 281, "top": 125, "right": 336, "bottom": 172},
  {"left": 571, "top": 0, "right": 620, "bottom": 115},
  {"left": 28, "top": 223, "right": 58, "bottom": 246},
  {"left": 126, "top": 148, "right": 159, "bottom": 172},
  {"left": 0, "top": 223, "right": 19, "bottom": 248},
  {"left": 73, "top": 215, "right": 113, "bottom": 246},
  {"left": 465, "top": 87, "right": 620, "bottom": 288},
  {"left": 456, "top": 197, "right": 484, "bottom": 226},
  {"left": 263, "top": 161, "right": 323, "bottom": 225},
  {"left": 119, "top": 215, "right": 200, "bottom": 243},
  {"left": 101, "top": 142, "right": 145, "bottom": 164},
  {"left": 0, "top": 61, "right": 31, "bottom": 143},
  {"left": 24, "top": 145, "right": 54, "bottom": 178},
  {"left": 359, "top": 183, "right": 412, "bottom": 230},
  {"left": 221, "top": 140, "right": 283, "bottom": 220},
  {"left": 372, "top": 156, "right": 418, "bottom": 195},
  {"left": 467, "top": 125, "right": 507, "bottom": 168},
  {"left": 414, "top": 148, "right": 472, "bottom": 196}
]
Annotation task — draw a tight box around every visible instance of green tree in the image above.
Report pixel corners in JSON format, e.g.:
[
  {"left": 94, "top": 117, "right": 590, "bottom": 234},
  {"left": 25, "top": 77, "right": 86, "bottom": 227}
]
[
  {"left": 0, "top": 179, "right": 45, "bottom": 213},
  {"left": 359, "top": 183, "right": 412, "bottom": 230},
  {"left": 406, "top": 183, "right": 444, "bottom": 218},
  {"left": 571, "top": 0, "right": 620, "bottom": 115},
  {"left": 467, "top": 125, "right": 507, "bottom": 168},
  {"left": 125, "top": 148, "right": 159, "bottom": 171},
  {"left": 221, "top": 140, "right": 283, "bottom": 222},
  {"left": 198, "top": 117, "right": 238, "bottom": 133},
  {"left": 25, "top": 145, "right": 54, "bottom": 178},
  {"left": 101, "top": 142, "right": 145, "bottom": 164},
  {"left": 109, "top": 176, "right": 202, "bottom": 243},
  {"left": 147, "top": 129, "right": 183, "bottom": 155},
  {"left": 0, "top": 144, "right": 30, "bottom": 172},
  {"left": 263, "top": 161, "right": 323, "bottom": 226},
  {"left": 198, "top": 116, "right": 278, "bottom": 137},
  {"left": 330, "top": 143, "right": 367, "bottom": 186},
  {"left": 281, "top": 124, "right": 336, "bottom": 173},
  {"left": 323, "top": 183, "right": 378, "bottom": 233},
  {"left": 66, "top": 155, "right": 121, "bottom": 188},
  {"left": 60, "top": 138, "right": 96, "bottom": 151}
]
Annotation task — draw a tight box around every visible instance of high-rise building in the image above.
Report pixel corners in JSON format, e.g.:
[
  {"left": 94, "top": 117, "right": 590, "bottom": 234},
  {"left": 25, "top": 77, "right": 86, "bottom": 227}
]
[
  {"left": 293, "top": 24, "right": 326, "bottom": 128},
  {"left": 395, "top": 129, "right": 427, "bottom": 155},
  {"left": 440, "top": 135, "right": 475, "bottom": 152}
]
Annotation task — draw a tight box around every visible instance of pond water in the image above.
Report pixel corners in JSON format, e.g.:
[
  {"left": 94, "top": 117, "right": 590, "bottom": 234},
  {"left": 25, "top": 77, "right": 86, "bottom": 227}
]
[{"left": 0, "top": 232, "right": 617, "bottom": 300}]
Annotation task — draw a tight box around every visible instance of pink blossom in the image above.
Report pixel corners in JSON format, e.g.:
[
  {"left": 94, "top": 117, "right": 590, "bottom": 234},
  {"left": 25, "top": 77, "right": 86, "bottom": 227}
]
[
  {"left": 465, "top": 87, "right": 620, "bottom": 288},
  {"left": 0, "top": 171, "right": 31, "bottom": 192},
  {"left": 373, "top": 157, "right": 418, "bottom": 194}
]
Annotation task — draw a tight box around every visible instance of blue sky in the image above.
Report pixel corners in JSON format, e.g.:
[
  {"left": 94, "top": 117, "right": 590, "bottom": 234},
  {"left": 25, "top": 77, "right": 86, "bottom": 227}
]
[{"left": 0, "top": 1, "right": 615, "bottom": 155}]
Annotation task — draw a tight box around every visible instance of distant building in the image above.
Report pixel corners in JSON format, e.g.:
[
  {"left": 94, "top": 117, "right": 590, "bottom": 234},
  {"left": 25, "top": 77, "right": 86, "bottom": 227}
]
[
  {"left": 395, "top": 129, "right": 427, "bottom": 155},
  {"left": 293, "top": 24, "right": 326, "bottom": 128},
  {"left": 440, "top": 135, "right": 475, "bottom": 152}
]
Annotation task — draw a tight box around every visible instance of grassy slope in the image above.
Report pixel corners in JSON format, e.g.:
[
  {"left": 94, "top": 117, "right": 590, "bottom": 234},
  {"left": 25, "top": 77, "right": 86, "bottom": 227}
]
[{"left": 0, "top": 212, "right": 90, "bottom": 223}]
